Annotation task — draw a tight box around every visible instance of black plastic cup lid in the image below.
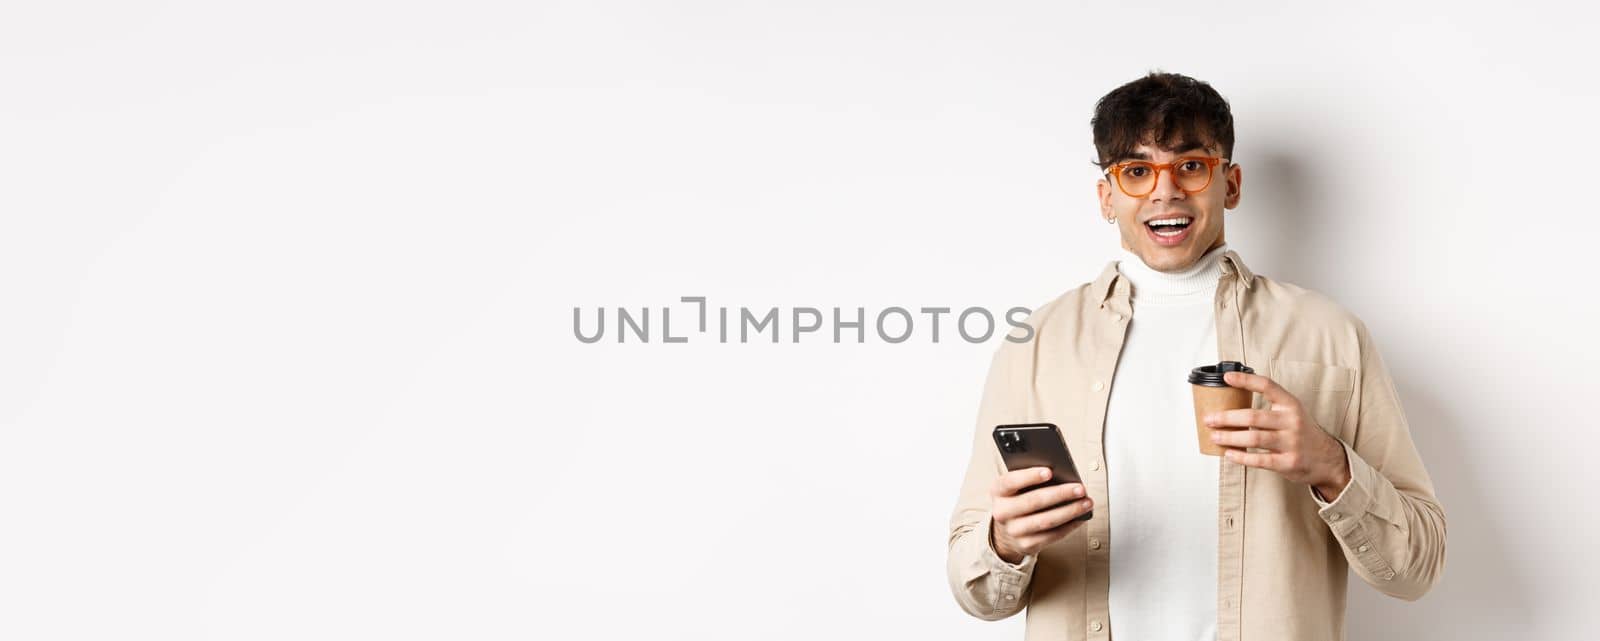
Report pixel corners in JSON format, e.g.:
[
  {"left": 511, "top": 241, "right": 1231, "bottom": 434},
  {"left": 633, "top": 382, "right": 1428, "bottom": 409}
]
[{"left": 1188, "top": 361, "right": 1255, "bottom": 387}]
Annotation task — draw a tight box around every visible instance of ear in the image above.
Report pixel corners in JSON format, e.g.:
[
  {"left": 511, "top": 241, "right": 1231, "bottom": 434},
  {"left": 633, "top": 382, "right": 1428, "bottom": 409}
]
[
  {"left": 1223, "top": 163, "right": 1242, "bottom": 209},
  {"left": 1097, "top": 178, "right": 1113, "bottom": 219}
]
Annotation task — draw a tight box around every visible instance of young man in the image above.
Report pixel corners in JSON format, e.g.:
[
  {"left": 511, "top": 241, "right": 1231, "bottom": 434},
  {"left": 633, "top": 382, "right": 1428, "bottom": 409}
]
[{"left": 945, "top": 72, "right": 1446, "bottom": 641}]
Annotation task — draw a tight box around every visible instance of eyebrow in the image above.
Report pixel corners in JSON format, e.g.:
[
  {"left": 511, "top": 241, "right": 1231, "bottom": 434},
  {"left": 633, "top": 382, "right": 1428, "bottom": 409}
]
[{"left": 1124, "top": 143, "right": 1210, "bottom": 161}]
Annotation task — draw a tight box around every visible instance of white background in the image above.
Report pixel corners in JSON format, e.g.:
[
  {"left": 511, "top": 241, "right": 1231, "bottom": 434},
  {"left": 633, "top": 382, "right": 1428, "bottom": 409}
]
[{"left": 2, "top": 1, "right": 1597, "bottom": 639}]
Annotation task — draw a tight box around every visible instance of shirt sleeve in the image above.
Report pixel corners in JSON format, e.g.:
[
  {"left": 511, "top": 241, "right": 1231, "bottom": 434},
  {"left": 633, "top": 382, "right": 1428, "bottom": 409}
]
[
  {"left": 947, "top": 337, "right": 1037, "bottom": 621},
  {"left": 1311, "top": 318, "right": 1449, "bottom": 601}
]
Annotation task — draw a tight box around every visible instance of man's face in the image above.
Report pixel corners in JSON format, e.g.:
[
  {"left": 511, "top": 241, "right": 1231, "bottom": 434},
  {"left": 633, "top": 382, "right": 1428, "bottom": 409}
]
[{"left": 1096, "top": 141, "right": 1242, "bottom": 272}]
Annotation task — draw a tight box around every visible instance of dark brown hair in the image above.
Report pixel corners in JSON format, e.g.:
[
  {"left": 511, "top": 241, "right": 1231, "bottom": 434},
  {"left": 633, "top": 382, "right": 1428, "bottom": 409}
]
[{"left": 1090, "top": 71, "right": 1235, "bottom": 171}]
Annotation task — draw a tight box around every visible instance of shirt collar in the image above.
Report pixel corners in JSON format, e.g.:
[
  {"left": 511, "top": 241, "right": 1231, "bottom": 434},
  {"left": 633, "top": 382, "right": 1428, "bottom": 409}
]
[{"left": 1092, "top": 247, "right": 1255, "bottom": 307}]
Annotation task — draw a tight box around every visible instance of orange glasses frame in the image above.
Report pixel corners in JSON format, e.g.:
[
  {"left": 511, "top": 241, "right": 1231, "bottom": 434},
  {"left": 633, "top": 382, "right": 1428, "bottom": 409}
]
[{"left": 1103, "top": 156, "right": 1231, "bottom": 198}]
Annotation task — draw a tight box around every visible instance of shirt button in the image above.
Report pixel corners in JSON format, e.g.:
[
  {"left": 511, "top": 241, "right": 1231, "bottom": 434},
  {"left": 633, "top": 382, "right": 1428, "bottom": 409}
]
[
  {"left": 1224, "top": 516, "right": 1234, "bottom": 528},
  {"left": 1004, "top": 594, "right": 1015, "bottom": 600},
  {"left": 1330, "top": 513, "right": 1342, "bottom": 521},
  {"left": 1092, "top": 381, "right": 1104, "bottom": 392},
  {"left": 1358, "top": 545, "right": 1371, "bottom": 553},
  {"left": 1089, "top": 460, "right": 1100, "bottom": 471},
  {"left": 1384, "top": 571, "right": 1396, "bottom": 580},
  {"left": 1090, "top": 621, "right": 1103, "bottom": 632},
  {"left": 1090, "top": 538, "right": 1102, "bottom": 549},
  {"left": 1112, "top": 313, "right": 1122, "bottom": 322}
]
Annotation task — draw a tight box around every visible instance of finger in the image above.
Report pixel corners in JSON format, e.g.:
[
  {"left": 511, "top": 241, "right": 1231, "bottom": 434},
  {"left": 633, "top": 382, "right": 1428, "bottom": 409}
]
[
  {"left": 1206, "top": 408, "right": 1289, "bottom": 431},
  {"left": 994, "top": 482, "right": 1082, "bottom": 522},
  {"left": 1017, "top": 515, "right": 1088, "bottom": 550},
  {"left": 1210, "top": 427, "right": 1280, "bottom": 450},
  {"left": 1011, "top": 497, "right": 1094, "bottom": 537},
  {"left": 1222, "top": 371, "right": 1294, "bottom": 407},
  {"left": 993, "top": 467, "right": 1052, "bottom": 497},
  {"left": 1222, "top": 447, "right": 1283, "bottom": 471},
  {"left": 1022, "top": 483, "right": 1085, "bottom": 516}
]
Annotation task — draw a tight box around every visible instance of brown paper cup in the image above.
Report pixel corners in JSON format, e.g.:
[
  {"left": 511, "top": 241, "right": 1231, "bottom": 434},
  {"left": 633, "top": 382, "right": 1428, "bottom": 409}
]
[{"left": 1189, "top": 361, "right": 1256, "bottom": 456}]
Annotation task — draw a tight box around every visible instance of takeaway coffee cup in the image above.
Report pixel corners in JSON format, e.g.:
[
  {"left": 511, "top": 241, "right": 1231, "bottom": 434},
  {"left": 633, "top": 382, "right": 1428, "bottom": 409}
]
[{"left": 1189, "top": 361, "right": 1256, "bottom": 456}]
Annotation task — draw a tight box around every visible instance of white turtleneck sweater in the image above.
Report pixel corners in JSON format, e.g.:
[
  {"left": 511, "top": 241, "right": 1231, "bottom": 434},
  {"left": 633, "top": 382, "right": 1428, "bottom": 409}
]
[{"left": 1104, "top": 243, "right": 1228, "bottom": 641}]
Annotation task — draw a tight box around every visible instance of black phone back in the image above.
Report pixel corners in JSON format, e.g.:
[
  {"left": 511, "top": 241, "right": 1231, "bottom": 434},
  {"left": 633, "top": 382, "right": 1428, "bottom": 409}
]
[{"left": 992, "top": 422, "right": 1091, "bottom": 521}]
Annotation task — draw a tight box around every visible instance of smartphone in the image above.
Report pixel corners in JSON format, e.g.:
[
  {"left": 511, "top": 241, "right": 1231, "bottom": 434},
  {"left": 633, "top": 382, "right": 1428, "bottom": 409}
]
[{"left": 992, "top": 423, "right": 1092, "bottom": 522}]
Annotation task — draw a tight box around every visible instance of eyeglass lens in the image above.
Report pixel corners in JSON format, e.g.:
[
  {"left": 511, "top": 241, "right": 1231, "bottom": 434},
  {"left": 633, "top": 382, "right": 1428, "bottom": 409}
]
[{"left": 1117, "top": 158, "right": 1215, "bottom": 196}]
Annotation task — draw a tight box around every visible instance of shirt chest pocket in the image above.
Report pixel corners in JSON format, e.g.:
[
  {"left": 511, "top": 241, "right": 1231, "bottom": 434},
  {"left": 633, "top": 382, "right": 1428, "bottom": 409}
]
[{"left": 1269, "top": 359, "right": 1356, "bottom": 439}]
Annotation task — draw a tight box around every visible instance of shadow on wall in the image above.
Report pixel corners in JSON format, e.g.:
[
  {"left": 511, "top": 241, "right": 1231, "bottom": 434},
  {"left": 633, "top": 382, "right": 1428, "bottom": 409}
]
[
  {"left": 1342, "top": 379, "right": 1530, "bottom": 640},
  {"left": 1228, "top": 148, "right": 1341, "bottom": 292},
  {"left": 1241, "top": 143, "right": 1533, "bottom": 639}
]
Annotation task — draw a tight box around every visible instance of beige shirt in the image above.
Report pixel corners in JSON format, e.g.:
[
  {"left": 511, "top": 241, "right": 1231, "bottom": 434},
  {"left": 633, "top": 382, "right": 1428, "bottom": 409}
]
[{"left": 946, "top": 249, "right": 1447, "bottom": 641}]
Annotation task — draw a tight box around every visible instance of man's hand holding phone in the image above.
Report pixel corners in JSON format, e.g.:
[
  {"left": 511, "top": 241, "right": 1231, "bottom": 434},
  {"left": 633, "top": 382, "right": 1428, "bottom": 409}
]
[{"left": 989, "top": 467, "right": 1093, "bottom": 565}]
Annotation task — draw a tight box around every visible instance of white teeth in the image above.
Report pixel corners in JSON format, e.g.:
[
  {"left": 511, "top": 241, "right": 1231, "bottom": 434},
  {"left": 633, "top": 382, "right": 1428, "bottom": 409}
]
[
  {"left": 1148, "top": 217, "right": 1193, "bottom": 226},
  {"left": 1154, "top": 228, "right": 1184, "bottom": 236}
]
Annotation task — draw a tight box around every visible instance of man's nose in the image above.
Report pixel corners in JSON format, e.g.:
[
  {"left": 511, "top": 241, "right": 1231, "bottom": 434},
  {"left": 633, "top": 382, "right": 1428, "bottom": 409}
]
[{"left": 1148, "top": 166, "right": 1186, "bottom": 202}]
